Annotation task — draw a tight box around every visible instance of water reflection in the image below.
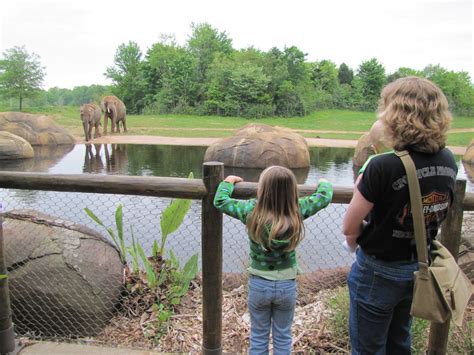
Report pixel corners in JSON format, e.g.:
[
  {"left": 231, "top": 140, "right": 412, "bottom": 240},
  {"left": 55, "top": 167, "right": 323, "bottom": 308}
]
[
  {"left": 0, "top": 144, "right": 472, "bottom": 272},
  {"left": 84, "top": 144, "right": 105, "bottom": 173},
  {"left": 0, "top": 145, "right": 74, "bottom": 172}
]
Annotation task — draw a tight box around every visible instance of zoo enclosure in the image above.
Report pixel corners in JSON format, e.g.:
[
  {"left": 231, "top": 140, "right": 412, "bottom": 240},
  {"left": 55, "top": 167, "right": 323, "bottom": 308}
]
[{"left": 0, "top": 164, "right": 472, "bottom": 354}]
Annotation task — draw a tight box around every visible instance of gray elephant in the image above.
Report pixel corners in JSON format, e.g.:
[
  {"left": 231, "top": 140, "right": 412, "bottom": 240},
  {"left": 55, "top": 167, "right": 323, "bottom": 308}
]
[
  {"left": 80, "top": 103, "right": 102, "bottom": 142},
  {"left": 100, "top": 96, "right": 127, "bottom": 135}
]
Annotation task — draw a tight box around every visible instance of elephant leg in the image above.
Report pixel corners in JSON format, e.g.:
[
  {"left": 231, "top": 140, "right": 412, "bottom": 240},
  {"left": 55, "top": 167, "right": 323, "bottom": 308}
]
[
  {"left": 88, "top": 123, "right": 93, "bottom": 141},
  {"left": 123, "top": 119, "right": 127, "bottom": 132},
  {"left": 103, "top": 115, "right": 108, "bottom": 135},
  {"left": 116, "top": 120, "right": 121, "bottom": 133},
  {"left": 94, "top": 123, "right": 101, "bottom": 138},
  {"left": 111, "top": 119, "right": 116, "bottom": 133}
]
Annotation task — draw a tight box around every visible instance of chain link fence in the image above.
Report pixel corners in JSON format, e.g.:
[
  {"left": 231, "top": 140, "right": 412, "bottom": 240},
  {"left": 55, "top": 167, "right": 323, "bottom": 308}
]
[{"left": 1, "top": 183, "right": 472, "bottom": 348}]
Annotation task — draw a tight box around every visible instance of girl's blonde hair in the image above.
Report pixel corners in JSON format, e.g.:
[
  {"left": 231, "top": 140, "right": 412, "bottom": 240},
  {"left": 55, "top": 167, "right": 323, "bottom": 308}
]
[
  {"left": 377, "top": 76, "right": 452, "bottom": 153},
  {"left": 247, "top": 166, "right": 304, "bottom": 252}
]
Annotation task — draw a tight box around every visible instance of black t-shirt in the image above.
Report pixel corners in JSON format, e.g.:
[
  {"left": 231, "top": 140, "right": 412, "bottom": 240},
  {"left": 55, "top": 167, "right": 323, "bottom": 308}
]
[{"left": 357, "top": 149, "right": 457, "bottom": 261}]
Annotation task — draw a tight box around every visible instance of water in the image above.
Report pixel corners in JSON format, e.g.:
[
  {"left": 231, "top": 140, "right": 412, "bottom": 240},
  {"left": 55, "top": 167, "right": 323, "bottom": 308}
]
[{"left": 0, "top": 144, "right": 472, "bottom": 272}]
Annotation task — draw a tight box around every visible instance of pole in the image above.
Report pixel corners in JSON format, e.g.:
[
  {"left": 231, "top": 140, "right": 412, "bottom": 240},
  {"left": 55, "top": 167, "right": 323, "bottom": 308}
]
[
  {"left": 0, "top": 203, "right": 15, "bottom": 354},
  {"left": 201, "top": 162, "right": 224, "bottom": 355},
  {"left": 427, "top": 179, "right": 467, "bottom": 355}
]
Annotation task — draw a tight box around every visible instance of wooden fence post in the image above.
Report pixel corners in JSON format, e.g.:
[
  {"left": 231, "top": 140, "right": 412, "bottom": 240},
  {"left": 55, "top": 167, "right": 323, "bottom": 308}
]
[
  {"left": 0, "top": 205, "right": 15, "bottom": 354},
  {"left": 201, "top": 162, "right": 224, "bottom": 355},
  {"left": 427, "top": 179, "right": 467, "bottom": 355}
]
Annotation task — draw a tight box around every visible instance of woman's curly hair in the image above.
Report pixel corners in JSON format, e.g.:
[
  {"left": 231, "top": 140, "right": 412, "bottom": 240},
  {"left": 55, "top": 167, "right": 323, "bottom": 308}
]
[{"left": 377, "top": 76, "right": 452, "bottom": 153}]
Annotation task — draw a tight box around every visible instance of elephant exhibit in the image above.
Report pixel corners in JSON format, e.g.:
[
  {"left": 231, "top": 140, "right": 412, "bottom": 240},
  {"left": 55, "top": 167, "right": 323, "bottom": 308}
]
[
  {"left": 100, "top": 95, "right": 127, "bottom": 135},
  {"left": 80, "top": 103, "right": 102, "bottom": 142}
]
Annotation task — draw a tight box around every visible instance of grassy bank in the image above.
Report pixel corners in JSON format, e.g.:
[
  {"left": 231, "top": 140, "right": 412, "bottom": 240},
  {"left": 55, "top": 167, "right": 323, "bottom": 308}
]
[{"left": 18, "top": 106, "right": 474, "bottom": 146}]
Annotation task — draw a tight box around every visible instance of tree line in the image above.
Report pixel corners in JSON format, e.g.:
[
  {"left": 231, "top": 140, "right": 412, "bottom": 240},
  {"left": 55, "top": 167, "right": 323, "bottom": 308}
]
[{"left": 1, "top": 23, "right": 473, "bottom": 116}]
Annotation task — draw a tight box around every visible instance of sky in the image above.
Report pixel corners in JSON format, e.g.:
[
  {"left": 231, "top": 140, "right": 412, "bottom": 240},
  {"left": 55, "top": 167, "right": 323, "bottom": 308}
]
[{"left": 1, "top": 0, "right": 472, "bottom": 89}]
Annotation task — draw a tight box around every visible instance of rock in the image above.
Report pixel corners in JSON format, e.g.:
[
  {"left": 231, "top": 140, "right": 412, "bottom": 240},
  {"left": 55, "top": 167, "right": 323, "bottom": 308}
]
[
  {"left": 0, "top": 131, "right": 34, "bottom": 159},
  {"left": 3, "top": 209, "right": 124, "bottom": 337},
  {"left": 204, "top": 124, "right": 310, "bottom": 169},
  {"left": 353, "top": 133, "right": 375, "bottom": 168},
  {"left": 0, "top": 112, "right": 75, "bottom": 146},
  {"left": 462, "top": 139, "right": 474, "bottom": 164},
  {"left": 352, "top": 120, "right": 390, "bottom": 181}
]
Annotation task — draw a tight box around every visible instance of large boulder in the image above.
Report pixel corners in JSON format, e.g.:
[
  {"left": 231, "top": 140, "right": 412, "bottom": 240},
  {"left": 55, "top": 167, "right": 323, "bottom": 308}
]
[
  {"left": 462, "top": 139, "right": 474, "bottom": 164},
  {"left": 0, "top": 112, "right": 75, "bottom": 145},
  {"left": 204, "top": 124, "right": 310, "bottom": 169},
  {"left": 352, "top": 120, "right": 390, "bottom": 180},
  {"left": 3, "top": 209, "right": 124, "bottom": 337},
  {"left": 0, "top": 131, "right": 34, "bottom": 159},
  {"left": 460, "top": 140, "right": 474, "bottom": 183}
]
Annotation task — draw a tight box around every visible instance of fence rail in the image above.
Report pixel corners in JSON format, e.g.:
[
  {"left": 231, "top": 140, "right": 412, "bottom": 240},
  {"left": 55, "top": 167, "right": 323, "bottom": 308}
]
[{"left": 0, "top": 168, "right": 472, "bottom": 354}]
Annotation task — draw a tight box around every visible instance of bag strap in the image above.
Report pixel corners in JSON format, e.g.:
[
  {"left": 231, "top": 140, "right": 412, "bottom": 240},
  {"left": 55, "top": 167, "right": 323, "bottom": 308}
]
[{"left": 395, "top": 150, "right": 429, "bottom": 265}]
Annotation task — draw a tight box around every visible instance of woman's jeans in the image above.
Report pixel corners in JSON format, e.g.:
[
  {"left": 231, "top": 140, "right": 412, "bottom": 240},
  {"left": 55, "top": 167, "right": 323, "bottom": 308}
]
[
  {"left": 348, "top": 248, "right": 418, "bottom": 355},
  {"left": 248, "top": 275, "right": 297, "bottom": 355}
]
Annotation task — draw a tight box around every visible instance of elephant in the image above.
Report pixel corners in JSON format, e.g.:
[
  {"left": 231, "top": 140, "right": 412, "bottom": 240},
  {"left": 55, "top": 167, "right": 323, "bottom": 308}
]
[
  {"left": 100, "top": 96, "right": 127, "bottom": 135},
  {"left": 80, "top": 103, "right": 102, "bottom": 142}
]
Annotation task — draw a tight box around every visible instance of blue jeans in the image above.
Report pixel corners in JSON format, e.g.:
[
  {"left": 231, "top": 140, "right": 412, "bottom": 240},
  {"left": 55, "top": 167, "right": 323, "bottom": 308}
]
[
  {"left": 247, "top": 275, "right": 297, "bottom": 355},
  {"left": 348, "top": 248, "right": 418, "bottom": 355}
]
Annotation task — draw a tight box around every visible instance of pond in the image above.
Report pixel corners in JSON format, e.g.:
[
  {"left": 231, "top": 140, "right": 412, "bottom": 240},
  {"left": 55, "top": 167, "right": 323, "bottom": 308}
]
[{"left": 0, "top": 144, "right": 472, "bottom": 273}]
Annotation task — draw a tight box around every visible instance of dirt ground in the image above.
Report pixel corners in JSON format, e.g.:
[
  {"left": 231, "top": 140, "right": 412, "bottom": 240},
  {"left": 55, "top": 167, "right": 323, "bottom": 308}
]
[{"left": 75, "top": 134, "right": 467, "bottom": 155}]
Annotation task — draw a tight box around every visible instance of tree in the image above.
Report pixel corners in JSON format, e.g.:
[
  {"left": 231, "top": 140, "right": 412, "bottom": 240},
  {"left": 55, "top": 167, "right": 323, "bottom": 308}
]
[
  {"left": 355, "top": 58, "right": 386, "bottom": 110},
  {"left": 0, "top": 46, "right": 46, "bottom": 111},
  {"left": 312, "top": 60, "right": 339, "bottom": 93},
  {"left": 338, "top": 63, "right": 353, "bottom": 85},
  {"left": 423, "top": 65, "right": 474, "bottom": 115},
  {"left": 386, "top": 67, "right": 420, "bottom": 83},
  {"left": 187, "top": 22, "right": 233, "bottom": 92},
  {"left": 105, "top": 41, "right": 145, "bottom": 113}
]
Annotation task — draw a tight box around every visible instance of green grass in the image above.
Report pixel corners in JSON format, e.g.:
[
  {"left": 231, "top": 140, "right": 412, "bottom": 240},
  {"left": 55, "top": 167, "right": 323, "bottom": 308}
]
[
  {"left": 447, "top": 132, "right": 473, "bottom": 146},
  {"left": 7, "top": 106, "right": 473, "bottom": 146},
  {"left": 326, "top": 286, "right": 473, "bottom": 354}
]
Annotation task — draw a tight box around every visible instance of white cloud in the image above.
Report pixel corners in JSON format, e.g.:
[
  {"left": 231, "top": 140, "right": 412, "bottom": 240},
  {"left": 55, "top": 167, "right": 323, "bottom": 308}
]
[{"left": 1, "top": 0, "right": 472, "bottom": 89}]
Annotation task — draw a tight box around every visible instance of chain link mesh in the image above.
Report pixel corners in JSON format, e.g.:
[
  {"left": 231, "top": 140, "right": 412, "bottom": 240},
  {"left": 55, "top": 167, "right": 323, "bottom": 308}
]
[{"left": 1, "top": 186, "right": 471, "bottom": 348}]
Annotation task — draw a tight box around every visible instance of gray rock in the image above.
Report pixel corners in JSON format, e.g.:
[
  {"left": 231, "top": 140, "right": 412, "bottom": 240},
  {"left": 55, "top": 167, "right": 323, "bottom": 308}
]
[
  {"left": 462, "top": 139, "right": 474, "bottom": 164},
  {"left": 0, "top": 131, "right": 34, "bottom": 159},
  {"left": 3, "top": 209, "right": 124, "bottom": 337},
  {"left": 0, "top": 112, "right": 75, "bottom": 145},
  {"left": 204, "top": 124, "right": 310, "bottom": 169}
]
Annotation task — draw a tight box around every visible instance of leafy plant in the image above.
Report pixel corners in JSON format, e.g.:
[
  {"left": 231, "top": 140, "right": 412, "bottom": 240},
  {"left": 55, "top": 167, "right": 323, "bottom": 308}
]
[
  {"left": 84, "top": 204, "right": 127, "bottom": 263},
  {"left": 136, "top": 243, "right": 157, "bottom": 288},
  {"left": 127, "top": 226, "right": 140, "bottom": 274},
  {"left": 84, "top": 172, "right": 199, "bottom": 343},
  {"left": 159, "top": 172, "right": 193, "bottom": 255}
]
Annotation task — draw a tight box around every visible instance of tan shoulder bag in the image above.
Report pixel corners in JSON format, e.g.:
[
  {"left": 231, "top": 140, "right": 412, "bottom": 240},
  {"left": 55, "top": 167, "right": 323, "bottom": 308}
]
[{"left": 396, "top": 150, "right": 472, "bottom": 326}]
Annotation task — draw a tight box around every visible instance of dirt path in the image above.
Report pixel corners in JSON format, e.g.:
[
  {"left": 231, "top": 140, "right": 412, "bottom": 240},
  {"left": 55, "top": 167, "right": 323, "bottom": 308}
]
[{"left": 77, "top": 135, "right": 467, "bottom": 155}]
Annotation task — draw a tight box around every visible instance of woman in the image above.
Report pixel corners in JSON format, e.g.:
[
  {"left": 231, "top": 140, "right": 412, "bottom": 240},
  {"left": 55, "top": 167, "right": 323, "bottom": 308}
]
[{"left": 343, "top": 76, "right": 457, "bottom": 354}]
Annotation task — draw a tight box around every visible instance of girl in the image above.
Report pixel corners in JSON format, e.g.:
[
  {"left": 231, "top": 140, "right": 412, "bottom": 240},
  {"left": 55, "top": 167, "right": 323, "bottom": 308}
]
[{"left": 214, "top": 166, "right": 333, "bottom": 354}]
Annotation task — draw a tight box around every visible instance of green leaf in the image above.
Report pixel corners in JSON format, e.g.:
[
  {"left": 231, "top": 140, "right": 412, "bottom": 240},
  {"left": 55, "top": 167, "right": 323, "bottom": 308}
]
[
  {"left": 160, "top": 198, "right": 192, "bottom": 253},
  {"left": 85, "top": 207, "right": 124, "bottom": 262},
  {"left": 137, "top": 244, "right": 156, "bottom": 288},
  {"left": 168, "top": 250, "right": 179, "bottom": 269},
  {"left": 157, "top": 268, "right": 168, "bottom": 286},
  {"left": 84, "top": 207, "right": 105, "bottom": 227},
  {"left": 128, "top": 226, "right": 140, "bottom": 273},
  {"left": 152, "top": 240, "right": 159, "bottom": 257},
  {"left": 115, "top": 204, "right": 126, "bottom": 257},
  {"left": 182, "top": 254, "right": 199, "bottom": 282},
  {"left": 0, "top": 274, "right": 7, "bottom": 280}
]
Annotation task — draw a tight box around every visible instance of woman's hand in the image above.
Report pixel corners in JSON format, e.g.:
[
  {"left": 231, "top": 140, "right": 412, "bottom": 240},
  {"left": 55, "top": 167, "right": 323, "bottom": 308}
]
[{"left": 224, "top": 175, "right": 243, "bottom": 184}]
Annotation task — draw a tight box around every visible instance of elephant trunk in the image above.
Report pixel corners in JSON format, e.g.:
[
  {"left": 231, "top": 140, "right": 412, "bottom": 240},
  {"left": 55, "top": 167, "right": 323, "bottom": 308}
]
[{"left": 82, "top": 120, "right": 90, "bottom": 142}]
